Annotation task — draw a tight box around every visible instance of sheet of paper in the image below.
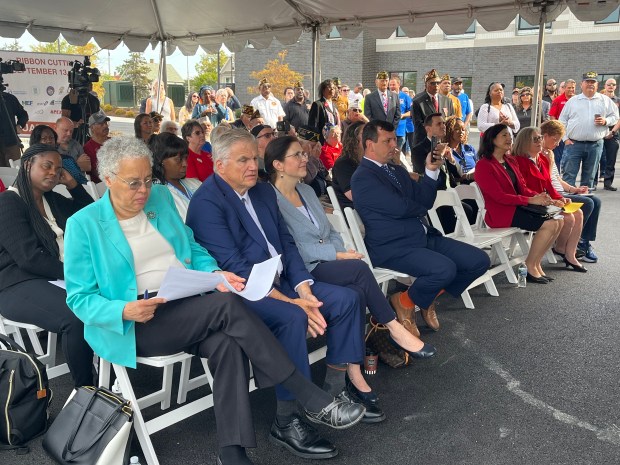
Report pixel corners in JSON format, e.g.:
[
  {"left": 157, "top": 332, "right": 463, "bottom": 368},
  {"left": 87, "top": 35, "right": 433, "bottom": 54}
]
[
  {"left": 562, "top": 202, "right": 583, "bottom": 214},
  {"left": 156, "top": 255, "right": 281, "bottom": 302},
  {"left": 49, "top": 279, "right": 66, "bottom": 289}
]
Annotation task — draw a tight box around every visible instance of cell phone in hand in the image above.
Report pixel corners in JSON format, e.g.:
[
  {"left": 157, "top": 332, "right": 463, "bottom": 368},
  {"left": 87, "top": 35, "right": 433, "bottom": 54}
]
[{"left": 431, "top": 136, "right": 438, "bottom": 155}]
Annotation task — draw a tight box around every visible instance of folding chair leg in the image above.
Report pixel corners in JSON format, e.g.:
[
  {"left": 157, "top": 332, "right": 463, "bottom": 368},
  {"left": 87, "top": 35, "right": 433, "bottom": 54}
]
[
  {"left": 483, "top": 274, "right": 499, "bottom": 296},
  {"left": 460, "top": 290, "right": 475, "bottom": 309},
  {"left": 99, "top": 359, "right": 111, "bottom": 388},
  {"left": 113, "top": 364, "right": 161, "bottom": 465},
  {"left": 177, "top": 358, "right": 211, "bottom": 405}
]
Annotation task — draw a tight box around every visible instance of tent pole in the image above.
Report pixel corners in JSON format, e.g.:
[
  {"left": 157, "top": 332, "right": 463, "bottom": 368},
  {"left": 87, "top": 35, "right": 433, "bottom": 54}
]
[
  {"left": 311, "top": 24, "right": 319, "bottom": 101},
  {"left": 531, "top": 5, "right": 547, "bottom": 127}
]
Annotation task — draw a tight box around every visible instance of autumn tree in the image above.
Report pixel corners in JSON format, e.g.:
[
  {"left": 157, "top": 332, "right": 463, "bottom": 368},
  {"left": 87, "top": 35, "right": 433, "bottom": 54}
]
[
  {"left": 30, "top": 39, "right": 105, "bottom": 98},
  {"left": 191, "top": 50, "right": 228, "bottom": 90},
  {"left": 116, "top": 53, "right": 151, "bottom": 103},
  {"left": 248, "top": 50, "right": 304, "bottom": 99},
  {"left": 1, "top": 40, "right": 21, "bottom": 51}
]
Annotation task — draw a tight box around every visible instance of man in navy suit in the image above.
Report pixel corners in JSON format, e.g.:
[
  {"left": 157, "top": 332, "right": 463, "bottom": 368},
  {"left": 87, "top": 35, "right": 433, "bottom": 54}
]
[
  {"left": 363, "top": 71, "right": 401, "bottom": 127},
  {"left": 350, "top": 120, "right": 490, "bottom": 336},
  {"left": 187, "top": 129, "right": 364, "bottom": 460}
]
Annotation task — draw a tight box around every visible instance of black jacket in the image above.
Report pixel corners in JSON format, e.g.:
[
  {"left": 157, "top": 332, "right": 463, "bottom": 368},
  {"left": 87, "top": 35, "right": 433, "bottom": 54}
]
[{"left": 0, "top": 92, "right": 28, "bottom": 146}]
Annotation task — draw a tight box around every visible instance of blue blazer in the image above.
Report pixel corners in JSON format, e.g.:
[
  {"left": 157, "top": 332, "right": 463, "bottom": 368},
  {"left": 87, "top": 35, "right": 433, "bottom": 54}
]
[
  {"left": 186, "top": 174, "right": 313, "bottom": 288},
  {"left": 64, "top": 185, "right": 220, "bottom": 368},
  {"left": 350, "top": 158, "right": 439, "bottom": 267},
  {"left": 273, "top": 183, "right": 345, "bottom": 271}
]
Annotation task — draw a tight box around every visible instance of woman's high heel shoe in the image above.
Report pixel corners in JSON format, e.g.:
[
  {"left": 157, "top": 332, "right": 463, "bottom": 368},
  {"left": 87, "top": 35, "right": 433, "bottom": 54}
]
[
  {"left": 563, "top": 257, "right": 588, "bottom": 273},
  {"left": 526, "top": 272, "right": 549, "bottom": 284},
  {"left": 388, "top": 335, "right": 437, "bottom": 359}
]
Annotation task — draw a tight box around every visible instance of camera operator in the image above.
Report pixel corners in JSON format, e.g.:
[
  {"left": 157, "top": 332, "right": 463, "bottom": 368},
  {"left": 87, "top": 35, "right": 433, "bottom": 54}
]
[
  {"left": 0, "top": 88, "right": 27, "bottom": 167},
  {"left": 61, "top": 82, "right": 100, "bottom": 140}
]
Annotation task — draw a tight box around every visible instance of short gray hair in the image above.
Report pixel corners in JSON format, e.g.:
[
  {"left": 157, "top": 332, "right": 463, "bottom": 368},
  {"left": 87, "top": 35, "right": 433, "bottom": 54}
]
[
  {"left": 566, "top": 79, "right": 576, "bottom": 85},
  {"left": 160, "top": 120, "right": 178, "bottom": 133},
  {"left": 211, "top": 129, "right": 256, "bottom": 172},
  {"left": 97, "top": 136, "right": 153, "bottom": 180},
  {"left": 216, "top": 88, "right": 228, "bottom": 99}
]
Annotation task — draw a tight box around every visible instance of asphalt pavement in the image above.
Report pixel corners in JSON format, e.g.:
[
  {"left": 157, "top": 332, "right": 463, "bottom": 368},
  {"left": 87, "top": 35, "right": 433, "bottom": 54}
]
[{"left": 3, "top": 154, "right": 619, "bottom": 465}]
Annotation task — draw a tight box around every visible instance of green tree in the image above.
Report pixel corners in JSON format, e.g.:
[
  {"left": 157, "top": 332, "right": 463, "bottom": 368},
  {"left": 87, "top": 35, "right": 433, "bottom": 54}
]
[
  {"left": 116, "top": 53, "right": 151, "bottom": 104},
  {"left": 1, "top": 40, "right": 21, "bottom": 51},
  {"left": 191, "top": 51, "right": 228, "bottom": 90},
  {"left": 30, "top": 39, "right": 105, "bottom": 98}
]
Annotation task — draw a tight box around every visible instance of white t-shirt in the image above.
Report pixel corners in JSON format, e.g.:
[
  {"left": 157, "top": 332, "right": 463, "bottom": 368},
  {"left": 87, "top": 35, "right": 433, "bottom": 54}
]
[{"left": 250, "top": 94, "right": 285, "bottom": 128}]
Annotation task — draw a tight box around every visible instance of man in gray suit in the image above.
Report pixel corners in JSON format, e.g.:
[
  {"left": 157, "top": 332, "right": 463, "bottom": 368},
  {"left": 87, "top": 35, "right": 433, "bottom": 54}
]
[
  {"left": 411, "top": 69, "right": 455, "bottom": 146},
  {"left": 363, "top": 71, "right": 401, "bottom": 127}
]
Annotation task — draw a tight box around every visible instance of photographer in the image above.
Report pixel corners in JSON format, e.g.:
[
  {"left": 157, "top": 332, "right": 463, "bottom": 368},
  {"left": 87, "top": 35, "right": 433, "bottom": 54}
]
[
  {"left": 0, "top": 89, "right": 28, "bottom": 167},
  {"left": 61, "top": 82, "right": 100, "bottom": 140}
]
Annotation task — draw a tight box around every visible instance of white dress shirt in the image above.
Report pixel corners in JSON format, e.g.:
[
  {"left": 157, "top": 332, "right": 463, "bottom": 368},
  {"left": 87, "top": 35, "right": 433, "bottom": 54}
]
[
  {"left": 250, "top": 94, "right": 285, "bottom": 128},
  {"left": 559, "top": 93, "right": 620, "bottom": 142}
]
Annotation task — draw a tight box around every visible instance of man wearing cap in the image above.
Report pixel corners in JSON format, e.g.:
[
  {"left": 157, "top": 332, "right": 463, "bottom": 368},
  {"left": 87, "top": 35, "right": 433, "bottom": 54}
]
[
  {"left": 232, "top": 105, "right": 255, "bottom": 131},
  {"left": 543, "top": 78, "right": 558, "bottom": 104},
  {"left": 341, "top": 101, "right": 369, "bottom": 135},
  {"left": 388, "top": 76, "right": 413, "bottom": 151},
  {"left": 364, "top": 71, "right": 401, "bottom": 128},
  {"left": 451, "top": 78, "right": 473, "bottom": 126},
  {"left": 250, "top": 78, "right": 285, "bottom": 129},
  {"left": 439, "top": 75, "right": 461, "bottom": 120},
  {"left": 559, "top": 72, "right": 619, "bottom": 189},
  {"left": 411, "top": 69, "right": 455, "bottom": 146},
  {"left": 83, "top": 110, "right": 110, "bottom": 183},
  {"left": 599, "top": 78, "right": 620, "bottom": 191},
  {"left": 283, "top": 82, "right": 309, "bottom": 129}
]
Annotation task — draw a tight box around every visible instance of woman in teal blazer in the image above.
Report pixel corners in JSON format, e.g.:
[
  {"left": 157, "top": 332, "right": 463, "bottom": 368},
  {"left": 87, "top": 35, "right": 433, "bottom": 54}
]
[{"left": 63, "top": 136, "right": 364, "bottom": 465}]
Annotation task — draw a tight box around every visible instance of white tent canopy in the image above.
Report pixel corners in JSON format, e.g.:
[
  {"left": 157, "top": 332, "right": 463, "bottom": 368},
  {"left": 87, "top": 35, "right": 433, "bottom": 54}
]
[{"left": 0, "top": 0, "right": 618, "bottom": 55}]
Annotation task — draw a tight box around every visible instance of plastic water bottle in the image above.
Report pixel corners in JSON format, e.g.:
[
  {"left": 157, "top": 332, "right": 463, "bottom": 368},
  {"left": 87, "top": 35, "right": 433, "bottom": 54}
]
[
  {"left": 129, "top": 457, "right": 141, "bottom": 465},
  {"left": 517, "top": 263, "right": 527, "bottom": 288}
]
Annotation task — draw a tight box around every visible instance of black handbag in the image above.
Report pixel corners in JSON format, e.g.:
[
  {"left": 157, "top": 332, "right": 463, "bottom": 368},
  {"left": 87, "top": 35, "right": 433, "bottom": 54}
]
[
  {"left": 43, "top": 386, "right": 133, "bottom": 465},
  {"left": 517, "top": 204, "right": 562, "bottom": 220}
]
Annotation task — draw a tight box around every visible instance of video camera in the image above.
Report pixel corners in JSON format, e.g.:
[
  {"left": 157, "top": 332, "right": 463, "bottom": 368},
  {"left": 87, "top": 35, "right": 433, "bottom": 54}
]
[
  {"left": 68, "top": 56, "right": 100, "bottom": 92},
  {"left": 0, "top": 58, "right": 26, "bottom": 75}
]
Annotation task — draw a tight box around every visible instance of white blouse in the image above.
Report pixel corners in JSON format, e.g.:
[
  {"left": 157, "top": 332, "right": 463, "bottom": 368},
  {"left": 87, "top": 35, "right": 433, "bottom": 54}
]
[{"left": 118, "top": 211, "right": 183, "bottom": 293}]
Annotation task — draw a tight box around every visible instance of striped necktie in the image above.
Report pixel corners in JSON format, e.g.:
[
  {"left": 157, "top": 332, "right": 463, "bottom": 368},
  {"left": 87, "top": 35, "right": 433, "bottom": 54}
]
[{"left": 382, "top": 164, "right": 401, "bottom": 188}]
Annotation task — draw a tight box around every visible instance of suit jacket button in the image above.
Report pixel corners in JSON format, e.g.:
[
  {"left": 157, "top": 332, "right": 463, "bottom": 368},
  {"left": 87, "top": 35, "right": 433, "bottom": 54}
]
[
  {"left": 185, "top": 258, "right": 191, "bottom": 264},
  {"left": 319, "top": 239, "right": 323, "bottom": 243}
]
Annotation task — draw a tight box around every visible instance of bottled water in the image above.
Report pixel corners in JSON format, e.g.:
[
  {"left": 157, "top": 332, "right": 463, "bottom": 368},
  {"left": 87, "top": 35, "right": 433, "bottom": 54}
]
[
  {"left": 129, "top": 457, "right": 141, "bottom": 465},
  {"left": 517, "top": 263, "right": 527, "bottom": 288}
]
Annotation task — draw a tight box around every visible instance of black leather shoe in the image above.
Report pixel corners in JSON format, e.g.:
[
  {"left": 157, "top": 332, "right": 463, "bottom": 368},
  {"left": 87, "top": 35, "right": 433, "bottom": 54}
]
[
  {"left": 541, "top": 275, "right": 554, "bottom": 281},
  {"left": 388, "top": 335, "right": 437, "bottom": 359},
  {"left": 344, "top": 375, "right": 386, "bottom": 423},
  {"left": 269, "top": 414, "right": 338, "bottom": 459},
  {"left": 526, "top": 272, "right": 549, "bottom": 284},
  {"left": 604, "top": 184, "right": 617, "bottom": 191},
  {"left": 304, "top": 397, "right": 365, "bottom": 430}
]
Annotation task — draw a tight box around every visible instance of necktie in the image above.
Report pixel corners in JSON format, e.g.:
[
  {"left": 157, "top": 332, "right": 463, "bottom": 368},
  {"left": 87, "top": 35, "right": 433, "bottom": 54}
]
[
  {"left": 382, "top": 93, "right": 388, "bottom": 113},
  {"left": 432, "top": 95, "right": 439, "bottom": 112},
  {"left": 382, "top": 164, "right": 401, "bottom": 188}
]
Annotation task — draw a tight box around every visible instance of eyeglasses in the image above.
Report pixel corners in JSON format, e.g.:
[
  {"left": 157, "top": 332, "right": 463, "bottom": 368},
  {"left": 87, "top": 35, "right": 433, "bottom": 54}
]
[
  {"left": 521, "top": 93, "right": 532, "bottom": 97},
  {"left": 350, "top": 108, "right": 362, "bottom": 113},
  {"left": 285, "top": 151, "right": 309, "bottom": 161},
  {"left": 256, "top": 131, "right": 276, "bottom": 140},
  {"left": 113, "top": 173, "right": 153, "bottom": 190},
  {"left": 607, "top": 83, "right": 617, "bottom": 86},
  {"left": 341, "top": 88, "right": 350, "bottom": 92},
  {"left": 532, "top": 135, "right": 543, "bottom": 142},
  {"left": 547, "top": 82, "right": 557, "bottom": 86},
  {"left": 192, "top": 94, "right": 199, "bottom": 98}
]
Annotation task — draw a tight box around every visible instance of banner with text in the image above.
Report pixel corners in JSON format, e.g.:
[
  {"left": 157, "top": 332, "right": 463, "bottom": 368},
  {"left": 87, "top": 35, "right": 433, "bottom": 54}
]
[{"left": 1, "top": 50, "right": 80, "bottom": 134}]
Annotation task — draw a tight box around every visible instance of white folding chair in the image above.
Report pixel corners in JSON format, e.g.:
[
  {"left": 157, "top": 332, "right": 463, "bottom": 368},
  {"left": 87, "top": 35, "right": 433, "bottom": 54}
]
[
  {"left": 400, "top": 151, "right": 413, "bottom": 172},
  {"left": 326, "top": 210, "right": 355, "bottom": 251},
  {"left": 95, "top": 181, "right": 108, "bottom": 197},
  {"left": 0, "top": 315, "right": 70, "bottom": 379},
  {"left": 52, "top": 184, "right": 71, "bottom": 198},
  {"left": 9, "top": 158, "right": 21, "bottom": 169},
  {"left": 0, "top": 166, "right": 18, "bottom": 188},
  {"left": 326, "top": 186, "right": 343, "bottom": 213},
  {"left": 344, "top": 207, "right": 411, "bottom": 294},
  {"left": 427, "top": 190, "right": 501, "bottom": 308},
  {"left": 85, "top": 180, "right": 100, "bottom": 200}
]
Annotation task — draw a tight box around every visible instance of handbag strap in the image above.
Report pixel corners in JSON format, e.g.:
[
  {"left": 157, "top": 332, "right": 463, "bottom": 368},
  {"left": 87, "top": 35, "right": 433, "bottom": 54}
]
[
  {"left": 62, "top": 387, "right": 128, "bottom": 460},
  {"left": 0, "top": 333, "right": 27, "bottom": 353}
]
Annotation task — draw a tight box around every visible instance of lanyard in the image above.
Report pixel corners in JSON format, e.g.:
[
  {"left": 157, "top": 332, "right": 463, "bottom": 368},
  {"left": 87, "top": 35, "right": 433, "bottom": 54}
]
[{"left": 167, "top": 180, "right": 193, "bottom": 200}]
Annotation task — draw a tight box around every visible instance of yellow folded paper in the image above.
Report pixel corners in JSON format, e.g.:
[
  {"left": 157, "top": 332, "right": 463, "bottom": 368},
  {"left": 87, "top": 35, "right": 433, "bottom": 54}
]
[{"left": 562, "top": 202, "right": 583, "bottom": 214}]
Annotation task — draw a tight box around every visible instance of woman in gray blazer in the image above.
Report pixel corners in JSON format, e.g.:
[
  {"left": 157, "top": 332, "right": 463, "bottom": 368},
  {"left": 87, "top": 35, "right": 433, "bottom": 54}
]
[{"left": 266, "top": 136, "right": 437, "bottom": 422}]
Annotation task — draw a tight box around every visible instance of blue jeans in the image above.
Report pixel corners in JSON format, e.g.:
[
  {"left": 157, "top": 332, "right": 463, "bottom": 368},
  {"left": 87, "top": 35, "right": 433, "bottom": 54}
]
[
  {"left": 560, "top": 140, "right": 604, "bottom": 187},
  {"left": 564, "top": 193, "right": 601, "bottom": 242}
]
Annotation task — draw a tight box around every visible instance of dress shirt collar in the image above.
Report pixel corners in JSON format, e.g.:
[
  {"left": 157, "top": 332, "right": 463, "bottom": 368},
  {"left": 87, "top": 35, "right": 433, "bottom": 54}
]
[{"left": 363, "top": 156, "right": 384, "bottom": 168}]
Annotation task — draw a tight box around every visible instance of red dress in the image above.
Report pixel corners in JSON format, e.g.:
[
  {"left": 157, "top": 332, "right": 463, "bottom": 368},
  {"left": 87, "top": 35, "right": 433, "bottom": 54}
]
[
  {"left": 186, "top": 148, "right": 214, "bottom": 181},
  {"left": 319, "top": 142, "right": 342, "bottom": 170},
  {"left": 474, "top": 155, "right": 538, "bottom": 228}
]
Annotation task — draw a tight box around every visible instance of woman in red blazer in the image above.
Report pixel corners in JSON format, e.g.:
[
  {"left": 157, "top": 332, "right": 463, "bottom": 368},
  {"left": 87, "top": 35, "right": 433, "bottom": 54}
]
[
  {"left": 513, "top": 127, "right": 586, "bottom": 272},
  {"left": 475, "top": 124, "right": 563, "bottom": 283}
]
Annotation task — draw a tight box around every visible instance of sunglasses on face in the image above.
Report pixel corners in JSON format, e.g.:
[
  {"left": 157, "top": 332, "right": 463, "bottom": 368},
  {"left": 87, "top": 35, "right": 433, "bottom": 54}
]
[
  {"left": 350, "top": 108, "right": 362, "bottom": 113},
  {"left": 532, "top": 135, "right": 543, "bottom": 142}
]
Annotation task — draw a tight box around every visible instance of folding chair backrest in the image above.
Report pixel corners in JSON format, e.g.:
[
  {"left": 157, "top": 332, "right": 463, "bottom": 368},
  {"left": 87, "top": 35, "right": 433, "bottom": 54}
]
[
  {"left": 95, "top": 181, "right": 108, "bottom": 197},
  {"left": 53, "top": 184, "right": 71, "bottom": 198},
  {"left": 429, "top": 190, "right": 475, "bottom": 240},
  {"left": 326, "top": 210, "right": 355, "bottom": 250},
  {"left": 84, "top": 181, "right": 100, "bottom": 200},
  {"left": 400, "top": 152, "right": 413, "bottom": 172},
  {"left": 455, "top": 183, "right": 485, "bottom": 230},
  {"left": 326, "top": 186, "right": 342, "bottom": 213},
  {"left": 8, "top": 158, "right": 21, "bottom": 169},
  {"left": 343, "top": 207, "right": 375, "bottom": 268},
  {"left": 0, "top": 173, "right": 16, "bottom": 188}
]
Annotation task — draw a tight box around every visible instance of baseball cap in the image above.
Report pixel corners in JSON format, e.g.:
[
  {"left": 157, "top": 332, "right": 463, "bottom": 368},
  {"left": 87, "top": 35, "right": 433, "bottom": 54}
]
[
  {"left": 88, "top": 110, "right": 110, "bottom": 126},
  {"left": 582, "top": 71, "right": 598, "bottom": 81}
]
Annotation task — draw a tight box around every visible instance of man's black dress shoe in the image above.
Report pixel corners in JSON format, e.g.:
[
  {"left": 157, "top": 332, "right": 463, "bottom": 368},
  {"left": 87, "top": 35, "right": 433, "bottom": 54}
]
[
  {"left": 526, "top": 272, "right": 549, "bottom": 284},
  {"left": 604, "top": 184, "right": 617, "bottom": 191},
  {"left": 388, "top": 335, "right": 437, "bottom": 359},
  {"left": 269, "top": 414, "right": 338, "bottom": 459},
  {"left": 344, "top": 374, "right": 386, "bottom": 423},
  {"left": 304, "top": 397, "right": 365, "bottom": 429}
]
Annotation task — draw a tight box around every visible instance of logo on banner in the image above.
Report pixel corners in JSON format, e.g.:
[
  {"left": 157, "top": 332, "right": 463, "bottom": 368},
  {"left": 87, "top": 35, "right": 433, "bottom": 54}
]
[{"left": 46, "top": 86, "right": 55, "bottom": 96}]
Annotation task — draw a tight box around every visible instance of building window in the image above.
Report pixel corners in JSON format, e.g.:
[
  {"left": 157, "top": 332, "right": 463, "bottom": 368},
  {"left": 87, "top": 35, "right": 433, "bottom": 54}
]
[
  {"left": 517, "top": 16, "right": 552, "bottom": 32},
  {"left": 389, "top": 71, "right": 417, "bottom": 92},
  {"left": 458, "top": 77, "right": 473, "bottom": 98},
  {"left": 395, "top": 26, "right": 407, "bottom": 38},
  {"left": 595, "top": 7, "right": 620, "bottom": 24},
  {"left": 598, "top": 73, "right": 620, "bottom": 86},
  {"left": 444, "top": 21, "right": 476, "bottom": 39},
  {"left": 513, "top": 75, "right": 549, "bottom": 89},
  {"left": 326, "top": 26, "right": 341, "bottom": 40}
]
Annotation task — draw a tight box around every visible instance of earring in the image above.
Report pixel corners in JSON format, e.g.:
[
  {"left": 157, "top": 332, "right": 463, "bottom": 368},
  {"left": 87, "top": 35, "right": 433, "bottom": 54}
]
[{"left": 280, "top": 173, "right": 284, "bottom": 178}]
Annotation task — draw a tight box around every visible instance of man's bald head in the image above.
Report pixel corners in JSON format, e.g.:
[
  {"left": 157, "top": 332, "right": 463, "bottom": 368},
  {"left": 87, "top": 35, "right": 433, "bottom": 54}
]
[{"left": 55, "top": 117, "right": 75, "bottom": 144}]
